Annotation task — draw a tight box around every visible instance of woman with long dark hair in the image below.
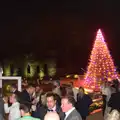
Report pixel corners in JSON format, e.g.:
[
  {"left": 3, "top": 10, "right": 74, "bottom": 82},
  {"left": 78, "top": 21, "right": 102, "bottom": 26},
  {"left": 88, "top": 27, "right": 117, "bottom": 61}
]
[{"left": 32, "top": 92, "right": 47, "bottom": 119}]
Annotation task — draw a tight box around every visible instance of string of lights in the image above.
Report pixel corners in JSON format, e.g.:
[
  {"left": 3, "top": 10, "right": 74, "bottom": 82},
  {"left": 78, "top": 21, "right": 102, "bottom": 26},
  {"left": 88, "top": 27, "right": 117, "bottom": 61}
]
[{"left": 84, "top": 29, "right": 118, "bottom": 90}]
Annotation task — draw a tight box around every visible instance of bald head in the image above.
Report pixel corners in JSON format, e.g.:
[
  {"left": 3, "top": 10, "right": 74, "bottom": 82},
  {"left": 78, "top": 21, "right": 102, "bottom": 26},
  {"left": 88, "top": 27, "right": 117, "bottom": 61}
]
[{"left": 44, "top": 112, "right": 60, "bottom": 120}]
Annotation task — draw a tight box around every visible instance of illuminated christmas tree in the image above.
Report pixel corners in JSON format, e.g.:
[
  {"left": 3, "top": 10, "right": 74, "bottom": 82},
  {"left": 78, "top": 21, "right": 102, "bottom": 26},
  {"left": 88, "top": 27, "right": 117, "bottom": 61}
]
[{"left": 84, "top": 29, "right": 118, "bottom": 90}]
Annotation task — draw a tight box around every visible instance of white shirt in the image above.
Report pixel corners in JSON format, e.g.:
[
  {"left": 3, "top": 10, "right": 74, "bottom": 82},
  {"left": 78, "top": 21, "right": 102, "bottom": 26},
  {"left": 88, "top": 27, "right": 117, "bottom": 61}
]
[
  {"left": 48, "top": 105, "right": 56, "bottom": 112},
  {"left": 65, "top": 107, "right": 75, "bottom": 120},
  {"left": 52, "top": 105, "right": 56, "bottom": 112},
  {"left": 4, "top": 102, "right": 21, "bottom": 120}
]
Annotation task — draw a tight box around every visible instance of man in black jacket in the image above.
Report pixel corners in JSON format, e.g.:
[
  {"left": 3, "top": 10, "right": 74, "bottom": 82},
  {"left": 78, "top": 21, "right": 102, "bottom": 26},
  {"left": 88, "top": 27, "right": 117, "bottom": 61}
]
[
  {"left": 20, "top": 84, "right": 35, "bottom": 103},
  {"left": 33, "top": 92, "right": 65, "bottom": 120}
]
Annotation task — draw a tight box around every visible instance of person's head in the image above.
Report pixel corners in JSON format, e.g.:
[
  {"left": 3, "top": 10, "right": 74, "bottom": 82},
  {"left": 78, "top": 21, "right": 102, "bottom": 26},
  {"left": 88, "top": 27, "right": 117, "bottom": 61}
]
[
  {"left": 53, "top": 81, "right": 60, "bottom": 87},
  {"left": 105, "top": 81, "right": 111, "bottom": 87},
  {"left": 112, "top": 79, "right": 119, "bottom": 92},
  {"left": 46, "top": 92, "right": 56, "bottom": 109},
  {"left": 26, "top": 84, "right": 35, "bottom": 95},
  {"left": 20, "top": 103, "right": 31, "bottom": 117},
  {"left": 61, "top": 96, "right": 75, "bottom": 112},
  {"left": 65, "top": 87, "right": 74, "bottom": 96},
  {"left": 10, "top": 84, "right": 17, "bottom": 92},
  {"left": 44, "top": 112, "right": 60, "bottom": 120},
  {"left": 25, "top": 80, "right": 28, "bottom": 83},
  {"left": 113, "top": 79, "right": 119, "bottom": 86},
  {"left": 9, "top": 93, "right": 18, "bottom": 104},
  {"left": 79, "top": 87, "right": 85, "bottom": 94},
  {"left": 22, "top": 78, "right": 27, "bottom": 83},
  {"left": 103, "top": 79, "right": 109, "bottom": 86},
  {"left": 39, "top": 92, "right": 46, "bottom": 105},
  {"left": 69, "top": 82, "right": 73, "bottom": 87},
  {"left": 35, "top": 85, "right": 40, "bottom": 93}
]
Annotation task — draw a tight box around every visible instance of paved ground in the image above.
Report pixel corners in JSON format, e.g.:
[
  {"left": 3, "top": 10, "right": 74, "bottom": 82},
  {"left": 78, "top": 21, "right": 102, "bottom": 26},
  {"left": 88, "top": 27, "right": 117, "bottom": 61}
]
[{"left": 87, "top": 112, "right": 104, "bottom": 120}]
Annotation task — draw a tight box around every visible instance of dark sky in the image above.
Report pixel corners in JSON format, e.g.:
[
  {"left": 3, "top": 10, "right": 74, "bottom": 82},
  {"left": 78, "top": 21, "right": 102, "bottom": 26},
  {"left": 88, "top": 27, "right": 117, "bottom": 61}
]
[{"left": 0, "top": 1, "right": 120, "bottom": 73}]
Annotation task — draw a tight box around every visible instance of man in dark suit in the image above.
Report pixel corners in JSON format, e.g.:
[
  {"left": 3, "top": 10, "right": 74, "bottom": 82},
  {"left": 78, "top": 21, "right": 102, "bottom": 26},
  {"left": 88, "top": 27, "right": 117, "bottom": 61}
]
[
  {"left": 61, "top": 96, "right": 82, "bottom": 120},
  {"left": 33, "top": 92, "right": 64, "bottom": 120},
  {"left": 20, "top": 84, "right": 35, "bottom": 103}
]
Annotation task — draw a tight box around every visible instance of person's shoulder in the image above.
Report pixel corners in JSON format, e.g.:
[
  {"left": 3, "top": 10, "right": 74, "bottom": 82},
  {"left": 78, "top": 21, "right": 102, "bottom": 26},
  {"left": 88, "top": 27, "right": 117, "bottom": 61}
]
[
  {"left": 21, "top": 90, "right": 27, "bottom": 93},
  {"left": 83, "top": 94, "right": 90, "bottom": 99},
  {"left": 72, "top": 109, "right": 80, "bottom": 115},
  {"left": 73, "top": 87, "right": 79, "bottom": 91},
  {"left": 17, "top": 117, "right": 40, "bottom": 120},
  {"left": 0, "top": 114, "right": 4, "bottom": 120},
  {"left": 71, "top": 110, "right": 82, "bottom": 120},
  {"left": 31, "top": 117, "right": 40, "bottom": 120},
  {"left": 111, "top": 92, "right": 119, "bottom": 97},
  {"left": 30, "top": 116, "right": 41, "bottom": 120},
  {"left": 17, "top": 118, "right": 23, "bottom": 120}
]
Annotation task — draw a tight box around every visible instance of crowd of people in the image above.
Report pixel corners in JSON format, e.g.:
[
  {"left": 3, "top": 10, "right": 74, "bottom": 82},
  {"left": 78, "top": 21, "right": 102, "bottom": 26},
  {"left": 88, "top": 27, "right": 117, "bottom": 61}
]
[
  {"left": 0, "top": 80, "right": 93, "bottom": 120},
  {"left": 1, "top": 78, "right": 120, "bottom": 120},
  {"left": 101, "top": 79, "right": 120, "bottom": 120}
]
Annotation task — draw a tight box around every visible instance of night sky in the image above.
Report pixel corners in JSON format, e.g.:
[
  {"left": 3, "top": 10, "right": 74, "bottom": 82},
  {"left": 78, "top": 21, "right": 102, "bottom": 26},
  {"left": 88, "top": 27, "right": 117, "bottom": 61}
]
[{"left": 0, "top": 1, "right": 120, "bottom": 74}]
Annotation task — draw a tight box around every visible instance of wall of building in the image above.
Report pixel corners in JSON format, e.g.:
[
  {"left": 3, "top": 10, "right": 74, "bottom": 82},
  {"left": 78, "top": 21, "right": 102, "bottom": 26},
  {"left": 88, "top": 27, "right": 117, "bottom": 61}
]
[{"left": 2, "top": 56, "right": 56, "bottom": 80}]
